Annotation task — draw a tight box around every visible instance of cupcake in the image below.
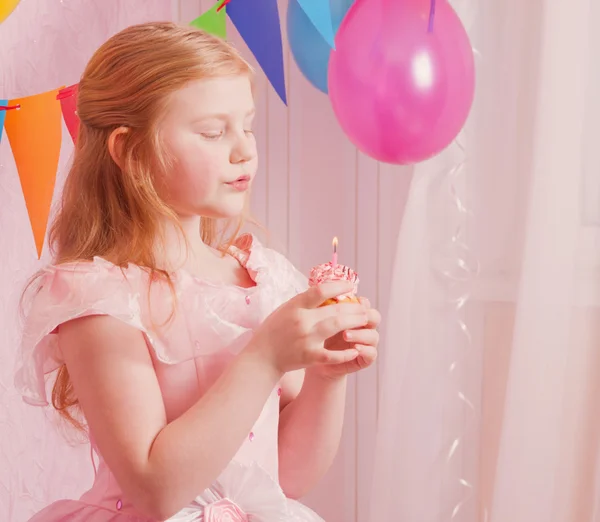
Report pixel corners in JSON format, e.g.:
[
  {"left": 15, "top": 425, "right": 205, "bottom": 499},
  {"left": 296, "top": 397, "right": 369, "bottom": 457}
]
[
  {"left": 309, "top": 263, "right": 360, "bottom": 306},
  {"left": 308, "top": 238, "right": 359, "bottom": 306}
]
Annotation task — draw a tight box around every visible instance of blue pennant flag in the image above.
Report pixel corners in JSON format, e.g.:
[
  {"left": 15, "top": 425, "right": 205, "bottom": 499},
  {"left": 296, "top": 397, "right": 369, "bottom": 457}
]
[
  {"left": 0, "top": 99, "right": 7, "bottom": 143},
  {"left": 296, "top": 0, "right": 335, "bottom": 48},
  {"left": 227, "top": 0, "right": 287, "bottom": 105}
]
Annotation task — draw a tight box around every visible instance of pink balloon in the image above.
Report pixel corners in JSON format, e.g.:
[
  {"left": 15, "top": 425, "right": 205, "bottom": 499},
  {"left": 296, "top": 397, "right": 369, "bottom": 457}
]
[{"left": 328, "top": 0, "right": 475, "bottom": 165}]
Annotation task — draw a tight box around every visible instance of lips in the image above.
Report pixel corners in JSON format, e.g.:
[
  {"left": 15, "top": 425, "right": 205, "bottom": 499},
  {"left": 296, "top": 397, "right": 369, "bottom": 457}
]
[
  {"left": 226, "top": 175, "right": 251, "bottom": 184},
  {"left": 225, "top": 174, "right": 252, "bottom": 192}
]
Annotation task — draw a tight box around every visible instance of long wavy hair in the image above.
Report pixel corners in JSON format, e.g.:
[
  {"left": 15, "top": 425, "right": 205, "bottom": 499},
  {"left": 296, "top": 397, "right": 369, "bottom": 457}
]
[{"left": 24, "top": 22, "right": 255, "bottom": 429}]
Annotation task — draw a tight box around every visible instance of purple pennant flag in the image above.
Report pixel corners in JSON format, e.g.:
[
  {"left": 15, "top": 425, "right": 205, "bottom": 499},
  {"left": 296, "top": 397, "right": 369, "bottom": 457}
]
[{"left": 227, "top": 0, "right": 287, "bottom": 105}]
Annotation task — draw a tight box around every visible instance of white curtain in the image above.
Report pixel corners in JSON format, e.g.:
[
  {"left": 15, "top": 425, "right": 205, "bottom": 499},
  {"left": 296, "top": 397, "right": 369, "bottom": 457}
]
[{"left": 369, "top": 0, "right": 600, "bottom": 520}]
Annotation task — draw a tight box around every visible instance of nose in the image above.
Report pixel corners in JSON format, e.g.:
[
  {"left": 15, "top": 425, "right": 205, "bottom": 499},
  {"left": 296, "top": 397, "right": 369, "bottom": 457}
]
[{"left": 230, "top": 133, "right": 257, "bottom": 165}]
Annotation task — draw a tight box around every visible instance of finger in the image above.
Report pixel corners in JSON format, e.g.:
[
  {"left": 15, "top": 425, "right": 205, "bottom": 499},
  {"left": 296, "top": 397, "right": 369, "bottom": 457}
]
[
  {"left": 355, "top": 345, "right": 378, "bottom": 368},
  {"left": 312, "top": 302, "right": 366, "bottom": 319},
  {"left": 314, "top": 312, "right": 369, "bottom": 339},
  {"left": 317, "top": 347, "right": 360, "bottom": 365},
  {"left": 365, "top": 308, "right": 381, "bottom": 328},
  {"left": 299, "top": 282, "right": 356, "bottom": 309},
  {"left": 343, "top": 328, "right": 379, "bottom": 346}
]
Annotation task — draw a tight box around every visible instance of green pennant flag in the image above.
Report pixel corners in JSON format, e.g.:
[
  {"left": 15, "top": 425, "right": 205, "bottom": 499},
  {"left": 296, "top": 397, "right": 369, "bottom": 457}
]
[{"left": 190, "top": 0, "right": 227, "bottom": 40}]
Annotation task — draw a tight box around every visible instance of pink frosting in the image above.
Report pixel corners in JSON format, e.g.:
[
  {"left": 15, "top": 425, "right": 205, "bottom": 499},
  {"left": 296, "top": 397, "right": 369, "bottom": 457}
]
[{"left": 308, "top": 262, "right": 359, "bottom": 298}]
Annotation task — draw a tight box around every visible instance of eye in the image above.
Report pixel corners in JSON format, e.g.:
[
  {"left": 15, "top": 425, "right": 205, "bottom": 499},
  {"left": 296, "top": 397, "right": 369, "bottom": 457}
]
[
  {"left": 244, "top": 129, "right": 254, "bottom": 136},
  {"left": 201, "top": 131, "right": 224, "bottom": 140}
]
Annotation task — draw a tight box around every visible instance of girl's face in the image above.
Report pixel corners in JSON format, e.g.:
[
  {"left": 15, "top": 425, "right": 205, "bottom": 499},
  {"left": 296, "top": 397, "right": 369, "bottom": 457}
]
[{"left": 158, "top": 75, "right": 257, "bottom": 219}]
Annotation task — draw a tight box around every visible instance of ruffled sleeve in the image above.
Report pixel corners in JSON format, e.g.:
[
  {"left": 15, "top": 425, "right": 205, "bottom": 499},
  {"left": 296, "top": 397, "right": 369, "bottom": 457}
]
[
  {"left": 269, "top": 249, "right": 309, "bottom": 297},
  {"left": 14, "top": 258, "right": 182, "bottom": 407},
  {"left": 233, "top": 234, "right": 309, "bottom": 302}
]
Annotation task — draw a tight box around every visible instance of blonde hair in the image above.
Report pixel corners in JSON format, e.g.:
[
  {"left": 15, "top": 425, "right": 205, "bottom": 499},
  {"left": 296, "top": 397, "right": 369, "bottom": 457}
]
[{"left": 30, "top": 22, "right": 255, "bottom": 429}]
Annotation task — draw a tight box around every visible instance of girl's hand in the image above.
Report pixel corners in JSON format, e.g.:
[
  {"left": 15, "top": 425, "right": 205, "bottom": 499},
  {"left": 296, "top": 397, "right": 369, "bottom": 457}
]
[
  {"left": 313, "top": 297, "right": 381, "bottom": 380},
  {"left": 247, "top": 282, "right": 369, "bottom": 374}
]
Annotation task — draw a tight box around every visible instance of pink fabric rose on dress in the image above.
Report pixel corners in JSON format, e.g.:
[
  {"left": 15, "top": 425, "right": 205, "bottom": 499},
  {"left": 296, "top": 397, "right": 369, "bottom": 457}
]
[{"left": 204, "top": 498, "right": 249, "bottom": 522}]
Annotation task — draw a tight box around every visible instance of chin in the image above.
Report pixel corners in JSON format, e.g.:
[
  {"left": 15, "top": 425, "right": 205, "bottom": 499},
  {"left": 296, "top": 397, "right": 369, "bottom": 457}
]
[
  {"left": 215, "top": 209, "right": 245, "bottom": 220},
  {"left": 191, "top": 192, "right": 249, "bottom": 220},
  {"left": 199, "top": 204, "right": 246, "bottom": 220}
]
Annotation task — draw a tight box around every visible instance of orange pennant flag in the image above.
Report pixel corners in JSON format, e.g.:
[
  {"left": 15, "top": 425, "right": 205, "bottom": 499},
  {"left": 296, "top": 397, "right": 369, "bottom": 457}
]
[{"left": 5, "top": 88, "right": 62, "bottom": 258}]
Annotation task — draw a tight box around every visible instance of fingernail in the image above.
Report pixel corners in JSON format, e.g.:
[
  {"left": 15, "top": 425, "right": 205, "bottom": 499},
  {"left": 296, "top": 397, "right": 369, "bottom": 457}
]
[{"left": 344, "top": 331, "right": 354, "bottom": 341}]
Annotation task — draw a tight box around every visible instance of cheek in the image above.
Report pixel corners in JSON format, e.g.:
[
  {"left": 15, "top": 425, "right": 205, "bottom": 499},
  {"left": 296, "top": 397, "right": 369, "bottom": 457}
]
[
  {"left": 171, "top": 160, "right": 221, "bottom": 202},
  {"left": 165, "top": 140, "right": 224, "bottom": 199}
]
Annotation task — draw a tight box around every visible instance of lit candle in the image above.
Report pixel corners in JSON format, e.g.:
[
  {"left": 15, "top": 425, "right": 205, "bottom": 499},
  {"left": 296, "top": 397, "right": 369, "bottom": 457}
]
[{"left": 331, "top": 237, "right": 338, "bottom": 267}]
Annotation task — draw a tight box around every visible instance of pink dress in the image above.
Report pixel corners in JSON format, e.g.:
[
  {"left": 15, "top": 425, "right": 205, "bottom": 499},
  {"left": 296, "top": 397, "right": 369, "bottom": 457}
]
[{"left": 15, "top": 234, "right": 325, "bottom": 522}]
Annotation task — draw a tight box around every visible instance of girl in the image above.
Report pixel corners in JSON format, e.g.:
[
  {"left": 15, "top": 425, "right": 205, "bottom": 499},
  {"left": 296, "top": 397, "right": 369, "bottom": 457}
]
[{"left": 15, "top": 22, "right": 380, "bottom": 521}]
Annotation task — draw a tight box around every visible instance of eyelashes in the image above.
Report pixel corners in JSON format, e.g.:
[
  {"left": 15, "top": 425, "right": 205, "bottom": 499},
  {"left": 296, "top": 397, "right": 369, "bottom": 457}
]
[
  {"left": 201, "top": 131, "right": 224, "bottom": 140},
  {"left": 200, "top": 129, "right": 254, "bottom": 141}
]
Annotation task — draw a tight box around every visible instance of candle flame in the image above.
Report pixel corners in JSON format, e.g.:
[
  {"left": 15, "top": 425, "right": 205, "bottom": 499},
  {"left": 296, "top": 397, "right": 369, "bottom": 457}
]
[{"left": 332, "top": 236, "right": 338, "bottom": 253}]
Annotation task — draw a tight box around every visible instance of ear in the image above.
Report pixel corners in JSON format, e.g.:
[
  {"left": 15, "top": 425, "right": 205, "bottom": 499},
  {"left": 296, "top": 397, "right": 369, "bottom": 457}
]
[{"left": 108, "top": 127, "right": 129, "bottom": 169}]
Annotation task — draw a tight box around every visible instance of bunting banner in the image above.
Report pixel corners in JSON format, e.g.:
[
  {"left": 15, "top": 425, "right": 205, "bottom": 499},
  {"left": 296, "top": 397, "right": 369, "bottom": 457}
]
[
  {"left": 0, "top": 99, "right": 7, "bottom": 142},
  {"left": 4, "top": 89, "right": 62, "bottom": 258},
  {"left": 296, "top": 0, "right": 335, "bottom": 48}
]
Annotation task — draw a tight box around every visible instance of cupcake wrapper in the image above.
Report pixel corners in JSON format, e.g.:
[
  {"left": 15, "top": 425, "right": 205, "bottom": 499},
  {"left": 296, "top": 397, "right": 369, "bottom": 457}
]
[{"left": 319, "top": 295, "right": 360, "bottom": 307}]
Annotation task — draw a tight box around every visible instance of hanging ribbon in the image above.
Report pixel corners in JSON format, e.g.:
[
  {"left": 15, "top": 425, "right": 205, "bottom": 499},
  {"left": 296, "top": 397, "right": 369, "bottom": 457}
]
[{"left": 432, "top": 136, "right": 480, "bottom": 519}]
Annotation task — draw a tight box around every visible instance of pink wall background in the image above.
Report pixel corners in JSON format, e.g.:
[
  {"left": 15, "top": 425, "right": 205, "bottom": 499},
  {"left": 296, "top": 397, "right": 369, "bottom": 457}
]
[{"left": 0, "top": 1, "right": 409, "bottom": 520}]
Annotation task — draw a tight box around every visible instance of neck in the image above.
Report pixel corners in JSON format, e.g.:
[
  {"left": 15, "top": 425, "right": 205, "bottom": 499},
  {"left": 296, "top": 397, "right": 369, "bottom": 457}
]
[{"left": 155, "top": 215, "right": 216, "bottom": 272}]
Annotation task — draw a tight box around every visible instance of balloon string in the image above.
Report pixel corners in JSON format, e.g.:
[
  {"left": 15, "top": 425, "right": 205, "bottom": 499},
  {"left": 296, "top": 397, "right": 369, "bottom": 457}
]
[{"left": 428, "top": 0, "right": 437, "bottom": 32}]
